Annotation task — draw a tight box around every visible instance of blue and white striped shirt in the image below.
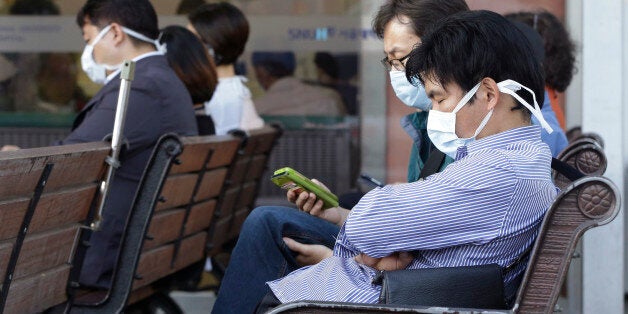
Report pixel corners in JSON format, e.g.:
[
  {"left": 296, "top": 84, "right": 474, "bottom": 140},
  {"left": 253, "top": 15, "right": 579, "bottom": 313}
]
[{"left": 268, "top": 125, "right": 558, "bottom": 304}]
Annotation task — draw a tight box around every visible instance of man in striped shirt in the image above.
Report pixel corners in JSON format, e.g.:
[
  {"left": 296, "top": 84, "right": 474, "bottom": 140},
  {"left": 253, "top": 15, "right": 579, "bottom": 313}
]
[
  {"left": 261, "top": 10, "right": 558, "bottom": 310},
  {"left": 212, "top": 2, "right": 469, "bottom": 313}
]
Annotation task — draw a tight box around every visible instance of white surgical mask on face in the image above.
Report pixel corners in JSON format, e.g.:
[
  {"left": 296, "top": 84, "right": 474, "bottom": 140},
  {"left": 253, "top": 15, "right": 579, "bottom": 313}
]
[
  {"left": 81, "top": 25, "right": 116, "bottom": 85},
  {"left": 427, "top": 79, "right": 553, "bottom": 159},
  {"left": 81, "top": 25, "right": 163, "bottom": 84},
  {"left": 389, "top": 70, "right": 431, "bottom": 111}
]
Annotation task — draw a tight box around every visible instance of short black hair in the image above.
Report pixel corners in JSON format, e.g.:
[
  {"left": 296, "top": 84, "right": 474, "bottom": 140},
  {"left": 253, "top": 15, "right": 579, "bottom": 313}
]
[
  {"left": 372, "top": 0, "right": 469, "bottom": 39},
  {"left": 160, "top": 25, "right": 217, "bottom": 104},
  {"left": 188, "top": 2, "right": 249, "bottom": 66},
  {"left": 314, "top": 52, "right": 339, "bottom": 79},
  {"left": 505, "top": 11, "right": 576, "bottom": 92},
  {"left": 406, "top": 10, "right": 545, "bottom": 114},
  {"left": 251, "top": 51, "right": 296, "bottom": 78},
  {"left": 76, "top": 0, "right": 159, "bottom": 43}
]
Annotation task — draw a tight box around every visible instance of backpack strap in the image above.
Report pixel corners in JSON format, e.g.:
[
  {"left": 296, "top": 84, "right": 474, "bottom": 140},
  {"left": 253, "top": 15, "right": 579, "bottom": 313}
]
[{"left": 419, "top": 149, "right": 445, "bottom": 179}]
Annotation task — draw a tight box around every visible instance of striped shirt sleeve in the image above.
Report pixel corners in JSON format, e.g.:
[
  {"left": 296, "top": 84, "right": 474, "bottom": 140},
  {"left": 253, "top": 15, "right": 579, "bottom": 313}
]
[{"left": 344, "top": 152, "right": 517, "bottom": 258}]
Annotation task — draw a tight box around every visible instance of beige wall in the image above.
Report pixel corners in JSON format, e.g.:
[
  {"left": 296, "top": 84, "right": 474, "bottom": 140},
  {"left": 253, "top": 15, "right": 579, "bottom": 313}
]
[{"left": 3, "top": 0, "right": 362, "bottom": 16}]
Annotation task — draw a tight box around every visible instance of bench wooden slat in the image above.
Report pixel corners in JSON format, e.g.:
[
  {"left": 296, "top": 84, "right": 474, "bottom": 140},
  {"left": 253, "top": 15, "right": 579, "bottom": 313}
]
[
  {"left": 0, "top": 185, "right": 97, "bottom": 241},
  {"left": 228, "top": 158, "right": 250, "bottom": 186},
  {"left": 247, "top": 155, "right": 269, "bottom": 181},
  {"left": 143, "top": 209, "right": 185, "bottom": 251},
  {"left": 0, "top": 224, "right": 79, "bottom": 282},
  {"left": 133, "top": 245, "right": 175, "bottom": 290},
  {"left": 4, "top": 264, "right": 71, "bottom": 313},
  {"left": 172, "top": 232, "right": 206, "bottom": 271},
  {"left": 204, "top": 139, "right": 240, "bottom": 169},
  {"left": 0, "top": 199, "right": 29, "bottom": 240},
  {"left": 243, "top": 129, "right": 278, "bottom": 155},
  {"left": 184, "top": 200, "right": 216, "bottom": 236},
  {"left": 196, "top": 168, "right": 229, "bottom": 201},
  {"left": 168, "top": 136, "right": 240, "bottom": 174},
  {"left": 0, "top": 143, "right": 108, "bottom": 199},
  {"left": 154, "top": 174, "right": 197, "bottom": 211},
  {"left": 207, "top": 216, "right": 231, "bottom": 256}
]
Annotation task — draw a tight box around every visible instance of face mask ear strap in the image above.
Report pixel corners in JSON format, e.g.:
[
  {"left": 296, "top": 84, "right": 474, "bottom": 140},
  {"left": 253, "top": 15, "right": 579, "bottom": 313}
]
[
  {"left": 472, "top": 109, "right": 493, "bottom": 138},
  {"left": 452, "top": 82, "right": 481, "bottom": 113},
  {"left": 497, "top": 80, "right": 553, "bottom": 134},
  {"left": 91, "top": 24, "right": 113, "bottom": 46},
  {"left": 121, "top": 26, "right": 161, "bottom": 51},
  {"left": 156, "top": 32, "right": 167, "bottom": 54}
]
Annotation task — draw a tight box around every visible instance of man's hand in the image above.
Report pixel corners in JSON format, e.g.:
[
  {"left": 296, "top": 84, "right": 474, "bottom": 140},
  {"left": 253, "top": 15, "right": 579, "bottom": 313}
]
[
  {"left": 286, "top": 179, "right": 350, "bottom": 226},
  {"left": 354, "top": 252, "right": 413, "bottom": 271},
  {"left": 1, "top": 145, "right": 20, "bottom": 152},
  {"left": 283, "top": 237, "right": 333, "bottom": 267}
]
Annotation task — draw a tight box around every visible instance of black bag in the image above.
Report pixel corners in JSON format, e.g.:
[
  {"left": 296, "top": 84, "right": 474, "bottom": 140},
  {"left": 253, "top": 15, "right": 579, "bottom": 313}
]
[{"left": 376, "top": 264, "right": 508, "bottom": 309}]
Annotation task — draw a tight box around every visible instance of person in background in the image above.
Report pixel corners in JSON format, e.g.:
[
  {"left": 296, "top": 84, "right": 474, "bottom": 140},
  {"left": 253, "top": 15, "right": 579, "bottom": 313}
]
[
  {"left": 252, "top": 51, "right": 346, "bottom": 117},
  {"left": 506, "top": 11, "right": 577, "bottom": 130},
  {"left": 188, "top": 2, "right": 264, "bottom": 135},
  {"left": 313, "top": 52, "right": 359, "bottom": 116},
  {"left": 36, "top": 53, "right": 89, "bottom": 113},
  {"left": 159, "top": 25, "right": 218, "bottom": 135},
  {"left": 68, "top": 0, "right": 198, "bottom": 289},
  {"left": 6, "top": 0, "right": 88, "bottom": 113}
]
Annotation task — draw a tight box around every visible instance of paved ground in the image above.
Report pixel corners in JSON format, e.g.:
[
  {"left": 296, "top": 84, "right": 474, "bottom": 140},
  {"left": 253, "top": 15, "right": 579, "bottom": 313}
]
[{"left": 170, "top": 290, "right": 216, "bottom": 313}]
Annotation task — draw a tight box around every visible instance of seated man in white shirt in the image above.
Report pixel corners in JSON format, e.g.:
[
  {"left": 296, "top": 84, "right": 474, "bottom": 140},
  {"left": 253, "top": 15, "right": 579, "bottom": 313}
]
[
  {"left": 252, "top": 51, "right": 346, "bottom": 117},
  {"left": 255, "top": 10, "right": 558, "bottom": 312}
]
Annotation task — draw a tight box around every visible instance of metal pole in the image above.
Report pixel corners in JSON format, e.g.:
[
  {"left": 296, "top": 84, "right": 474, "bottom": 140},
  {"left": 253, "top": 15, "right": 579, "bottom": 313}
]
[{"left": 92, "top": 60, "right": 136, "bottom": 230}]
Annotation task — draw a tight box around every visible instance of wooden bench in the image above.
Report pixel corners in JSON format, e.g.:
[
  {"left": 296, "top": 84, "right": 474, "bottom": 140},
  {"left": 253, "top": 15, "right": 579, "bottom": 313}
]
[
  {"left": 0, "top": 142, "right": 110, "bottom": 313},
  {"left": 207, "top": 125, "right": 283, "bottom": 256},
  {"left": 67, "top": 133, "right": 241, "bottom": 312},
  {"left": 68, "top": 126, "right": 282, "bottom": 312},
  {"left": 267, "top": 175, "right": 621, "bottom": 314},
  {"left": 553, "top": 139, "right": 607, "bottom": 189}
]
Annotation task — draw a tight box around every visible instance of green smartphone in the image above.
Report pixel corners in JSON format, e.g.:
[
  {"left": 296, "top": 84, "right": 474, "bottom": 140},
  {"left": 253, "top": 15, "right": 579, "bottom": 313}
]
[{"left": 271, "top": 167, "right": 339, "bottom": 209}]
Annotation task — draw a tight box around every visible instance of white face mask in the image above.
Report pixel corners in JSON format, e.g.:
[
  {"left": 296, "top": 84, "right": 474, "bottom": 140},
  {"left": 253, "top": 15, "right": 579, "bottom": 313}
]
[
  {"left": 427, "top": 79, "right": 553, "bottom": 159},
  {"left": 389, "top": 70, "right": 431, "bottom": 111},
  {"left": 81, "top": 25, "right": 163, "bottom": 84}
]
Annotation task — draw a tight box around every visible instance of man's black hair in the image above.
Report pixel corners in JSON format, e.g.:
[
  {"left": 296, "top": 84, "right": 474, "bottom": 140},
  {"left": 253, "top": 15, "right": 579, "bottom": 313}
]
[
  {"left": 405, "top": 10, "right": 545, "bottom": 114},
  {"left": 372, "top": 0, "right": 469, "bottom": 39},
  {"left": 76, "top": 0, "right": 159, "bottom": 42}
]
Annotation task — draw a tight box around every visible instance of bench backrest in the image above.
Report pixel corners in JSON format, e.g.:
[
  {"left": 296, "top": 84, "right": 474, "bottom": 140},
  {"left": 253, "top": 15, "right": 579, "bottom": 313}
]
[
  {"left": 0, "top": 143, "right": 109, "bottom": 313},
  {"left": 132, "top": 135, "right": 240, "bottom": 291},
  {"left": 68, "top": 133, "right": 241, "bottom": 313},
  {"left": 207, "top": 125, "right": 282, "bottom": 255},
  {"left": 513, "top": 176, "right": 619, "bottom": 313},
  {"left": 553, "top": 141, "right": 607, "bottom": 189}
]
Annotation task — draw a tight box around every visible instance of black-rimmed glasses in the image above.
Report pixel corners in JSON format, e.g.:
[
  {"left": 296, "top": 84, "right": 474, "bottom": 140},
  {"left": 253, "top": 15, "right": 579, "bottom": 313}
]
[{"left": 381, "top": 52, "right": 411, "bottom": 71}]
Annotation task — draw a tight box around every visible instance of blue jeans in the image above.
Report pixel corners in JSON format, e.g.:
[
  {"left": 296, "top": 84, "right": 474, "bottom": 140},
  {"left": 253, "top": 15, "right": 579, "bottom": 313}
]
[{"left": 212, "top": 206, "right": 340, "bottom": 314}]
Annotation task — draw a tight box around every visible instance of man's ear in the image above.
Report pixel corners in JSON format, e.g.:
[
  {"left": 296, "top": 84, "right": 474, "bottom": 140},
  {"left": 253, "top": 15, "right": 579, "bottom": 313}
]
[
  {"left": 108, "top": 23, "right": 126, "bottom": 46},
  {"left": 480, "top": 77, "right": 500, "bottom": 111}
]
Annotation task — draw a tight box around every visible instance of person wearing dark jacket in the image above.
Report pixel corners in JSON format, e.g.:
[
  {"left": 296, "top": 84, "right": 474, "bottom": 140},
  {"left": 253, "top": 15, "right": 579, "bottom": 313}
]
[{"left": 63, "top": 0, "right": 198, "bottom": 288}]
